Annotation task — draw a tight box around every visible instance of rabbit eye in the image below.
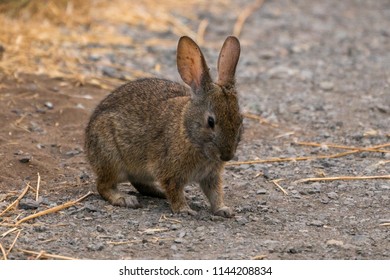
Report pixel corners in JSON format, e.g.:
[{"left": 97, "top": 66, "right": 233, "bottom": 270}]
[{"left": 207, "top": 116, "right": 215, "bottom": 129}]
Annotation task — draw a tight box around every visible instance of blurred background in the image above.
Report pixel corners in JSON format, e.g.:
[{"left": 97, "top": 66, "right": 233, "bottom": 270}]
[
  {"left": 0, "top": 0, "right": 258, "bottom": 89},
  {"left": 0, "top": 0, "right": 388, "bottom": 126}
]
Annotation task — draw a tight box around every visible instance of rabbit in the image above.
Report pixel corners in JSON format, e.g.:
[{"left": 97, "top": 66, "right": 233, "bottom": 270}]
[{"left": 85, "top": 35, "right": 242, "bottom": 218}]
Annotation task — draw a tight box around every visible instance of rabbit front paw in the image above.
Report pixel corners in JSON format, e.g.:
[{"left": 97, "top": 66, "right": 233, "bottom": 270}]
[
  {"left": 213, "top": 206, "right": 234, "bottom": 218},
  {"left": 113, "top": 195, "right": 142, "bottom": 209},
  {"left": 180, "top": 208, "right": 198, "bottom": 216},
  {"left": 172, "top": 207, "right": 197, "bottom": 216}
]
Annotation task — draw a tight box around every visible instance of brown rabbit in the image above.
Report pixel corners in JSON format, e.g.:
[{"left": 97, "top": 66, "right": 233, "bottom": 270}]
[{"left": 85, "top": 36, "right": 242, "bottom": 217}]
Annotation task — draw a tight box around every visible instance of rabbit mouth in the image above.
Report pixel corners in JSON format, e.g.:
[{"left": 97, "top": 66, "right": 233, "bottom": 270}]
[
  {"left": 203, "top": 142, "right": 234, "bottom": 162},
  {"left": 220, "top": 153, "right": 234, "bottom": 162},
  {"left": 209, "top": 151, "right": 234, "bottom": 162},
  {"left": 201, "top": 143, "right": 220, "bottom": 162}
]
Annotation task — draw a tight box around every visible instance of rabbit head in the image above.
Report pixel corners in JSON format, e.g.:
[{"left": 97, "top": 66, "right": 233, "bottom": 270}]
[{"left": 177, "top": 36, "right": 242, "bottom": 162}]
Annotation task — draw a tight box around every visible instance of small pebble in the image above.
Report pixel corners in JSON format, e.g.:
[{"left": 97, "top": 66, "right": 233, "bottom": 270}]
[
  {"left": 28, "top": 121, "right": 43, "bottom": 132},
  {"left": 14, "top": 150, "right": 23, "bottom": 155},
  {"left": 34, "top": 226, "right": 47, "bottom": 233},
  {"left": 19, "top": 155, "right": 31, "bottom": 163},
  {"left": 262, "top": 169, "right": 271, "bottom": 180},
  {"left": 337, "top": 184, "right": 347, "bottom": 191},
  {"left": 102, "top": 66, "right": 118, "bottom": 78},
  {"left": 299, "top": 69, "right": 314, "bottom": 81},
  {"left": 66, "top": 149, "right": 81, "bottom": 156},
  {"left": 76, "top": 103, "right": 85, "bottom": 109},
  {"left": 210, "top": 215, "right": 225, "bottom": 222},
  {"left": 87, "top": 243, "right": 105, "bottom": 251},
  {"left": 256, "top": 187, "right": 267, "bottom": 195},
  {"left": 174, "top": 238, "right": 184, "bottom": 244},
  {"left": 307, "top": 220, "right": 324, "bottom": 227},
  {"left": 19, "top": 198, "right": 39, "bottom": 210},
  {"left": 80, "top": 173, "right": 90, "bottom": 180},
  {"left": 96, "top": 225, "right": 105, "bottom": 233},
  {"left": 268, "top": 66, "right": 298, "bottom": 79},
  {"left": 319, "top": 81, "right": 334, "bottom": 91},
  {"left": 128, "top": 220, "right": 139, "bottom": 226},
  {"left": 287, "top": 246, "right": 300, "bottom": 254},
  {"left": 327, "top": 192, "right": 339, "bottom": 200},
  {"left": 258, "top": 50, "right": 275, "bottom": 59},
  {"left": 343, "top": 197, "right": 355, "bottom": 206},
  {"left": 170, "top": 224, "right": 181, "bottom": 230},
  {"left": 44, "top": 101, "right": 54, "bottom": 109},
  {"left": 320, "top": 196, "right": 330, "bottom": 204},
  {"left": 326, "top": 239, "right": 344, "bottom": 247},
  {"left": 236, "top": 216, "right": 249, "bottom": 225},
  {"left": 196, "top": 226, "right": 205, "bottom": 232}
]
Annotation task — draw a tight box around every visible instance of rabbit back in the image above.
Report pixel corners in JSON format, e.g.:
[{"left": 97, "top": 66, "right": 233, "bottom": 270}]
[{"left": 85, "top": 78, "right": 192, "bottom": 183}]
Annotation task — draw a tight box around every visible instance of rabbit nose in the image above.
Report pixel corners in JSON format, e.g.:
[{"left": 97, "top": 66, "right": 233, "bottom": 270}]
[{"left": 220, "top": 153, "right": 234, "bottom": 162}]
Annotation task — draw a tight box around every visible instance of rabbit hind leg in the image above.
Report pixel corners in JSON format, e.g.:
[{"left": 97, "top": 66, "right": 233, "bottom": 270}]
[
  {"left": 131, "top": 182, "right": 166, "bottom": 199},
  {"left": 96, "top": 170, "right": 141, "bottom": 208}
]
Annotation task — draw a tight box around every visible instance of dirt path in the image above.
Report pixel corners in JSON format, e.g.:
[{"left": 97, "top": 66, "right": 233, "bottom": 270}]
[{"left": 0, "top": 0, "right": 389, "bottom": 259}]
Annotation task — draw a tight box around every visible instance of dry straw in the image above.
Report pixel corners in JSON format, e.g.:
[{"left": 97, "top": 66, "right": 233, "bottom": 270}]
[
  {"left": 252, "top": 254, "right": 267, "bottom": 260},
  {"left": 35, "top": 172, "right": 41, "bottom": 202},
  {"left": 1, "top": 227, "right": 18, "bottom": 238},
  {"left": 0, "top": 182, "right": 30, "bottom": 217},
  {"left": 227, "top": 142, "right": 390, "bottom": 166},
  {"left": 296, "top": 175, "right": 390, "bottom": 184},
  {"left": 159, "top": 214, "right": 182, "bottom": 224},
  {"left": 18, "top": 248, "right": 77, "bottom": 260},
  {"left": 271, "top": 179, "right": 288, "bottom": 195},
  {"left": 0, "top": 243, "right": 7, "bottom": 260},
  {"left": 15, "top": 191, "right": 93, "bottom": 226},
  {"left": 0, "top": 0, "right": 252, "bottom": 88},
  {"left": 243, "top": 112, "right": 279, "bottom": 127},
  {"left": 233, "top": 0, "right": 264, "bottom": 37},
  {"left": 6, "top": 230, "right": 21, "bottom": 257},
  {"left": 296, "top": 141, "right": 390, "bottom": 153}
]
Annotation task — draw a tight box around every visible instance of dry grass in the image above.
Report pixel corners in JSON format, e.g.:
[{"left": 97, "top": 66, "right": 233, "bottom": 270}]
[
  {"left": 18, "top": 248, "right": 77, "bottom": 260},
  {"left": 233, "top": 0, "right": 264, "bottom": 37},
  {"left": 0, "top": 0, "right": 235, "bottom": 88},
  {"left": 15, "top": 191, "right": 93, "bottom": 226},
  {"left": 0, "top": 176, "right": 93, "bottom": 258},
  {"left": 6, "top": 230, "right": 21, "bottom": 257},
  {"left": 240, "top": 140, "right": 390, "bottom": 200},
  {"left": 227, "top": 142, "right": 390, "bottom": 166},
  {"left": 271, "top": 179, "right": 288, "bottom": 195},
  {"left": 296, "top": 175, "right": 390, "bottom": 184},
  {"left": 0, "top": 242, "right": 7, "bottom": 260},
  {"left": 0, "top": 182, "right": 30, "bottom": 217},
  {"left": 0, "top": 0, "right": 91, "bottom": 24}
]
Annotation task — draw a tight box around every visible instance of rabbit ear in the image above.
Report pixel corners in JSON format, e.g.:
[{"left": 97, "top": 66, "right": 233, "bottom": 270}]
[
  {"left": 177, "top": 36, "right": 212, "bottom": 92},
  {"left": 217, "top": 36, "right": 240, "bottom": 87}
]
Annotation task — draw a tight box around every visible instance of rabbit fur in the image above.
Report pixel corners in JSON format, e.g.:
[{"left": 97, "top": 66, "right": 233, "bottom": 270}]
[{"left": 85, "top": 36, "right": 242, "bottom": 217}]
